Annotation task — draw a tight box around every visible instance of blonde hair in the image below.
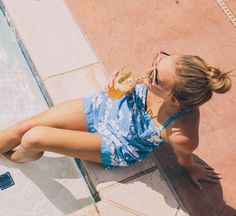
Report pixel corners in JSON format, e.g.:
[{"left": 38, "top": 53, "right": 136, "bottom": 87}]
[{"left": 168, "top": 55, "right": 232, "bottom": 107}]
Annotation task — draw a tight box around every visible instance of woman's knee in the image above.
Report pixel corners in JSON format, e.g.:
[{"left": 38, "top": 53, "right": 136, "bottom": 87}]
[{"left": 21, "top": 126, "right": 47, "bottom": 149}]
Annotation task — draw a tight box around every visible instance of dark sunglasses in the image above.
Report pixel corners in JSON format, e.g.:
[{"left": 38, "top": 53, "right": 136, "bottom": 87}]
[{"left": 150, "top": 50, "right": 170, "bottom": 85}]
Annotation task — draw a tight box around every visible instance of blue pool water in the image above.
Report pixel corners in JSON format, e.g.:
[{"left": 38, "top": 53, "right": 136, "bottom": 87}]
[{"left": 0, "top": 10, "right": 48, "bottom": 130}]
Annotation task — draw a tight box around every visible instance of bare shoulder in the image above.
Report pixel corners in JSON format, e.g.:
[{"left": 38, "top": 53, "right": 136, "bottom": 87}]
[{"left": 167, "top": 107, "right": 200, "bottom": 152}]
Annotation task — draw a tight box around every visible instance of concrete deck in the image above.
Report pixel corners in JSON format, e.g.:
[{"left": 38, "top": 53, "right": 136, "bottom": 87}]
[{"left": 65, "top": 0, "right": 236, "bottom": 215}]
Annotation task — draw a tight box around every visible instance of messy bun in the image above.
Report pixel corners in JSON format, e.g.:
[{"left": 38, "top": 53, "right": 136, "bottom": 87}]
[
  {"left": 206, "top": 66, "right": 231, "bottom": 94},
  {"left": 169, "top": 55, "right": 232, "bottom": 107}
]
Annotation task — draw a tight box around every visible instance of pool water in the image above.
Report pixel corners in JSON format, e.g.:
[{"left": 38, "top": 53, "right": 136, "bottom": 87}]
[{"left": 0, "top": 9, "right": 48, "bottom": 130}]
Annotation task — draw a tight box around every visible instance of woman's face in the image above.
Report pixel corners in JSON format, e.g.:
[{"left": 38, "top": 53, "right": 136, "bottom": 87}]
[{"left": 144, "top": 55, "right": 177, "bottom": 99}]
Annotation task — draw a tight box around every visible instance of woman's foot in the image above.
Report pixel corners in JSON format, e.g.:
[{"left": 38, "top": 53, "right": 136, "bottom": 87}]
[
  {"left": 1, "top": 147, "right": 43, "bottom": 163},
  {"left": 0, "top": 124, "right": 23, "bottom": 154},
  {"left": 1, "top": 150, "right": 20, "bottom": 162}
]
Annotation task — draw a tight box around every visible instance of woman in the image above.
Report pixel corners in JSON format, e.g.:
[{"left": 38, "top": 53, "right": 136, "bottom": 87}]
[{"left": 0, "top": 51, "right": 232, "bottom": 190}]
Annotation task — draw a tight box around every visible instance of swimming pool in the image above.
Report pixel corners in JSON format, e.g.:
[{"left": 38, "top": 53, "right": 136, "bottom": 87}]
[{"left": 0, "top": 8, "right": 48, "bottom": 130}]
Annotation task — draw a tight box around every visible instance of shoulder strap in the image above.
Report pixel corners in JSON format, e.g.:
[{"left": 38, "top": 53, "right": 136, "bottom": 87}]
[{"left": 159, "top": 107, "right": 191, "bottom": 131}]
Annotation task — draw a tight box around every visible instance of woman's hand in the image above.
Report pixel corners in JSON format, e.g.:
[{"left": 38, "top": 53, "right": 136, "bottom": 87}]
[
  {"left": 105, "top": 70, "right": 136, "bottom": 95},
  {"left": 105, "top": 70, "right": 120, "bottom": 92},
  {"left": 187, "top": 163, "right": 222, "bottom": 190}
]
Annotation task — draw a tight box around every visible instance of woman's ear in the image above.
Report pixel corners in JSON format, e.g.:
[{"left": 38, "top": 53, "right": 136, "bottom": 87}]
[{"left": 170, "top": 97, "right": 181, "bottom": 108}]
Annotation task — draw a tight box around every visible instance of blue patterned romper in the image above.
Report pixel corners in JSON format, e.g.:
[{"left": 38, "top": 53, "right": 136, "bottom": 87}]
[{"left": 82, "top": 84, "right": 191, "bottom": 169}]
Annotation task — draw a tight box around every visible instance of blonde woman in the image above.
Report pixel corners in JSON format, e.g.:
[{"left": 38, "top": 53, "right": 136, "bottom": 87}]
[{"left": 0, "top": 51, "right": 232, "bottom": 190}]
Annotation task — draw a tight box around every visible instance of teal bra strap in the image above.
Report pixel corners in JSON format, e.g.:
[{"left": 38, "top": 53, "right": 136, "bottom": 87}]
[{"left": 159, "top": 107, "right": 192, "bottom": 131}]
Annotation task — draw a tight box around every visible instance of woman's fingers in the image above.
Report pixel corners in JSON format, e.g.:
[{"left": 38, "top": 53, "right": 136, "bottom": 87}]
[
  {"left": 106, "top": 70, "right": 121, "bottom": 91},
  {"left": 203, "top": 177, "right": 220, "bottom": 184},
  {"left": 205, "top": 167, "right": 222, "bottom": 181},
  {"left": 207, "top": 171, "right": 222, "bottom": 179},
  {"left": 111, "top": 70, "right": 120, "bottom": 86},
  {"left": 207, "top": 174, "right": 222, "bottom": 180},
  {"left": 203, "top": 165, "right": 214, "bottom": 170},
  {"left": 108, "top": 79, "right": 114, "bottom": 88},
  {"left": 204, "top": 165, "right": 221, "bottom": 176},
  {"left": 207, "top": 169, "right": 221, "bottom": 176},
  {"left": 126, "top": 79, "right": 136, "bottom": 95},
  {"left": 191, "top": 177, "right": 203, "bottom": 191},
  {"left": 112, "top": 70, "right": 120, "bottom": 79}
]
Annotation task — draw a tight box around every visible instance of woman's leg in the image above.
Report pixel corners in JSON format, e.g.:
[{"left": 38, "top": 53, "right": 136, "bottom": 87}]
[
  {"left": 5, "top": 126, "right": 102, "bottom": 163},
  {"left": 0, "top": 99, "right": 88, "bottom": 153}
]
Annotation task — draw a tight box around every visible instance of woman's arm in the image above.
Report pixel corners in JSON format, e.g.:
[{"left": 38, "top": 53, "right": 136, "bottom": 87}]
[
  {"left": 168, "top": 107, "right": 221, "bottom": 190},
  {"left": 172, "top": 142, "right": 196, "bottom": 170},
  {"left": 168, "top": 109, "right": 199, "bottom": 170},
  {"left": 169, "top": 135, "right": 221, "bottom": 190},
  {"left": 169, "top": 131, "right": 198, "bottom": 171}
]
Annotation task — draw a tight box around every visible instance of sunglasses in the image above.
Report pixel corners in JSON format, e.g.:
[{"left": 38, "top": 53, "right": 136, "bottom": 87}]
[{"left": 150, "top": 50, "right": 170, "bottom": 86}]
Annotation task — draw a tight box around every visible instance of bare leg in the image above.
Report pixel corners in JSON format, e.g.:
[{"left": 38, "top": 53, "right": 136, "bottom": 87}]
[
  {"left": 0, "top": 98, "right": 88, "bottom": 154},
  {"left": 5, "top": 126, "right": 102, "bottom": 163}
]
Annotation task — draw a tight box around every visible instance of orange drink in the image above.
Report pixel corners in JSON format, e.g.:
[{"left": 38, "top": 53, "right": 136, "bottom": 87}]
[{"left": 108, "top": 71, "right": 133, "bottom": 99}]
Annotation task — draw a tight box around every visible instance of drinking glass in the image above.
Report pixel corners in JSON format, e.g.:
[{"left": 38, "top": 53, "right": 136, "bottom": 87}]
[{"left": 108, "top": 66, "right": 135, "bottom": 99}]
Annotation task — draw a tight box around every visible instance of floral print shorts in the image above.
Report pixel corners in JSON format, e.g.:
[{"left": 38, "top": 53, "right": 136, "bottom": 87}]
[{"left": 81, "top": 84, "right": 164, "bottom": 169}]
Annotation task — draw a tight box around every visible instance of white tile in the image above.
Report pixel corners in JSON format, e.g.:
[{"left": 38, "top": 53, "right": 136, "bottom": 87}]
[
  {"left": 44, "top": 63, "right": 108, "bottom": 104},
  {"left": 176, "top": 208, "right": 189, "bottom": 216},
  {"left": 96, "top": 201, "right": 138, "bottom": 216},
  {"left": 83, "top": 153, "right": 157, "bottom": 192},
  {"left": 68, "top": 204, "right": 99, "bottom": 216},
  {"left": 0, "top": 153, "right": 93, "bottom": 216},
  {"left": 2, "top": 0, "right": 98, "bottom": 79},
  {"left": 99, "top": 169, "right": 179, "bottom": 216}
]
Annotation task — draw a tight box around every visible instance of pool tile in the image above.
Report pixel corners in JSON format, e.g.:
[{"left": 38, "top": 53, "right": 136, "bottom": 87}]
[
  {"left": 43, "top": 63, "right": 108, "bottom": 105},
  {"left": 82, "top": 153, "right": 157, "bottom": 192},
  {"left": 0, "top": 152, "right": 94, "bottom": 215},
  {"left": 176, "top": 208, "right": 189, "bottom": 216},
  {"left": 99, "top": 169, "right": 179, "bottom": 216},
  {"left": 2, "top": 0, "right": 98, "bottom": 80},
  {"left": 68, "top": 204, "right": 99, "bottom": 216},
  {"left": 96, "top": 201, "right": 138, "bottom": 216}
]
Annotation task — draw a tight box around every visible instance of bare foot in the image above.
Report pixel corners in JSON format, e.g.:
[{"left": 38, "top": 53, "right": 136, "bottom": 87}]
[
  {"left": 3, "top": 147, "right": 44, "bottom": 163},
  {"left": 0, "top": 125, "right": 22, "bottom": 153},
  {"left": 1, "top": 150, "right": 23, "bottom": 163}
]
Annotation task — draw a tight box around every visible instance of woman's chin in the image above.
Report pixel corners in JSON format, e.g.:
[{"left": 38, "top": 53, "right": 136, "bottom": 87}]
[{"left": 143, "top": 81, "right": 165, "bottom": 98}]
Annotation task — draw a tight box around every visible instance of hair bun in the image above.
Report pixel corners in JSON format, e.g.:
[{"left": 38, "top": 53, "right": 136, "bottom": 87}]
[{"left": 206, "top": 66, "right": 231, "bottom": 94}]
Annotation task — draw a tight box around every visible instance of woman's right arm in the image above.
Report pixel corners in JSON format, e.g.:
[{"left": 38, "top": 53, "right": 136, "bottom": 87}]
[
  {"left": 169, "top": 111, "right": 221, "bottom": 190},
  {"left": 170, "top": 134, "right": 221, "bottom": 190}
]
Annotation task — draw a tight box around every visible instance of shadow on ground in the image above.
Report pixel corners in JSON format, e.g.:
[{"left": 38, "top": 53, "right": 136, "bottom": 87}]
[
  {"left": 153, "top": 143, "right": 236, "bottom": 216},
  {"left": 0, "top": 156, "right": 92, "bottom": 215}
]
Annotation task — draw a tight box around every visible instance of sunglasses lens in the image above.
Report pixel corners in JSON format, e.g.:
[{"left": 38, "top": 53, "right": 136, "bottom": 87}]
[{"left": 151, "top": 51, "right": 169, "bottom": 86}]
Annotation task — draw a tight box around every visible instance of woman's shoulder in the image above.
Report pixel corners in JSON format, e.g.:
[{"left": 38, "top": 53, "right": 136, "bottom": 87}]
[
  {"left": 179, "top": 107, "right": 200, "bottom": 125},
  {"left": 175, "top": 107, "right": 199, "bottom": 133}
]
